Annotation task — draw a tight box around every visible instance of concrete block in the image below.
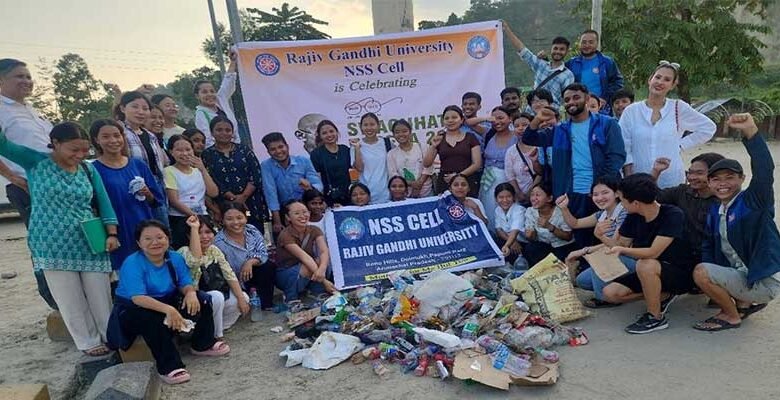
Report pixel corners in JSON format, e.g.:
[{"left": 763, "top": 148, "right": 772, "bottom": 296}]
[
  {"left": 0, "top": 384, "right": 51, "bottom": 400},
  {"left": 119, "top": 337, "right": 155, "bottom": 363},
  {"left": 74, "top": 351, "right": 122, "bottom": 389},
  {"left": 84, "top": 362, "right": 161, "bottom": 400},
  {"left": 46, "top": 310, "right": 72, "bottom": 342}
]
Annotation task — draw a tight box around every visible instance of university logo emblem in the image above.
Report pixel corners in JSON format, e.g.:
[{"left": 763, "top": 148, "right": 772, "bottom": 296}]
[{"left": 255, "top": 53, "right": 281, "bottom": 76}]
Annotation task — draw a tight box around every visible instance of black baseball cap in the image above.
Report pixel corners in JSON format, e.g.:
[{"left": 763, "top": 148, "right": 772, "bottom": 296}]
[{"left": 708, "top": 159, "right": 743, "bottom": 177}]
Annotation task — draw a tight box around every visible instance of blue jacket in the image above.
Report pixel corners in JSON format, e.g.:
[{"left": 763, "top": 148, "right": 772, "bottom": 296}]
[
  {"left": 566, "top": 52, "right": 624, "bottom": 114},
  {"left": 522, "top": 112, "right": 625, "bottom": 198},
  {"left": 702, "top": 134, "right": 780, "bottom": 286}
]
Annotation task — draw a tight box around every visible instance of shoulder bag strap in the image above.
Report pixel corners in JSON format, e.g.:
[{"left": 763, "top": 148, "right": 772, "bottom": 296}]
[
  {"left": 80, "top": 162, "right": 99, "bottom": 216},
  {"left": 165, "top": 256, "right": 179, "bottom": 289},
  {"left": 515, "top": 143, "right": 537, "bottom": 180},
  {"left": 537, "top": 69, "right": 565, "bottom": 91}
]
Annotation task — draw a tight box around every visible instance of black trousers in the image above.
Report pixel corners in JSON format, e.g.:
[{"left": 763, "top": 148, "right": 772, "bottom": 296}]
[
  {"left": 245, "top": 260, "right": 277, "bottom": 309},
  {"left": 118, "top": 295, "right": 216, "bottom": 375},
  {"left": 523, "top": 241, "right": 580, "bottom": 267}
]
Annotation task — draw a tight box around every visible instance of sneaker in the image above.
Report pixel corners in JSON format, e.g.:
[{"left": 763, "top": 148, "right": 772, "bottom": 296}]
[
  {"left": 660, "top": 294, "right": 678, "bottom": 315},
  {"left": 625, "top": 312, "right": 669, "bottom": 334}
]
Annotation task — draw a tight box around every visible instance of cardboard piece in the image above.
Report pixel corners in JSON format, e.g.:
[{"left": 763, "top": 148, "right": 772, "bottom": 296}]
[
  {"left": 583, "top": 246, "right": 629, "bottom": 282},
  {"left": 453, "top": 349, "right": 512, "bottom": 390},
  {"left": 287, "top": 308, "right": 320, "bottom": 328},
  {"left": 0, "top": 384, "right": 51, "bottom": 400},
  {"left": 453, "top": 349, "right": 560, "bottom": 390}
]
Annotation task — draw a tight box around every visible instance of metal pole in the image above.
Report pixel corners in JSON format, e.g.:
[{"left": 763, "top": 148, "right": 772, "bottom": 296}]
[
  {"left": 226, "top": 0, "right": 244, "bottom": 45},
  {"left": 591, "top": 0, "right": 603, "bottom": 50},
  {"left": 207, "top": 0, "right": 226, "bottom": 76}
]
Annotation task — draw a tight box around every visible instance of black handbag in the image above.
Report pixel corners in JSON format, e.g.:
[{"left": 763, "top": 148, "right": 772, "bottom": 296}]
[
  {"left": 165, "top": 258, "right": 207, "bottom": 320},
  {"left": 199, "top": 260, "right": 231, "bottom": 300}
]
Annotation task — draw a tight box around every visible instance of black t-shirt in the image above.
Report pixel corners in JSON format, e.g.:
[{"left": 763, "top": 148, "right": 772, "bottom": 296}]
[
  {"left": 657, "top": 185, "right": 717, "bottom": 259},
  {"left": 309, "top": 145, "right": 351, "bottom": 204},
  {"left": 618, "top": 204, "right": 695, "bottom": 267}
]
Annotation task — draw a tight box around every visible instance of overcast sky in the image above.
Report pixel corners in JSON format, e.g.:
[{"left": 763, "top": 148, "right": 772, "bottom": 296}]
[{"left": 1, "top": 0, "right": 470, "bottom": 90}]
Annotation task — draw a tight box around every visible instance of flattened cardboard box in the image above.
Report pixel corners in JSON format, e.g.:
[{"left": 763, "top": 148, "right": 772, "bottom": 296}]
[{"left": 452, "top": 349, "right": 559, "bottom": 390}]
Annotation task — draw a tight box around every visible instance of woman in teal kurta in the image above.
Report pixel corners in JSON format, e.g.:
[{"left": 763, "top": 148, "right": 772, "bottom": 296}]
[{"left": 0, "top": 123, "right": 119, "bottom": 355}]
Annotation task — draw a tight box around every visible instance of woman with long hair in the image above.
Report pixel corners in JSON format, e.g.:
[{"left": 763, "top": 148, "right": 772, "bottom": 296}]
[
  {"left": 309, "top": 120, "right": 352, "bottom": 206},
  {"left": 386, "top": 119, "right": 432, "bottom": 198},
  {"left": 351, "top": 112, "right": 391, "bottom": 204},
  {"left": 424, "top": 105, "right": 482, "bottom": 196}
]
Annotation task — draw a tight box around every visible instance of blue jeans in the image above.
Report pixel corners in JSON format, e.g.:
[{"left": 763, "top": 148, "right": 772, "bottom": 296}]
[
  {"left": 275, "top": 263, "right": 326, "bottom": 302},
  {"left": 576, "top": 255, "right": 637, "bottom": 300}
]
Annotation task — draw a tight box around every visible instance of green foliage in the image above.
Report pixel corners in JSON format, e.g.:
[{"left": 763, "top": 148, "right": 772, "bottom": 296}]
[
  {"left": 420, "top": 0, "right": 586, "bottom": 90},
  {"left": 51, "top": 53, "right": 115, "bottom": 129},
  {"left": 202, "top": 3, "right": 330, "bottom": 65},
  {"left": 693, "top": 64, "right": 780, "bottom": 114},
  {"left": 571, "top": 0, "right": 772, "bottom": 102},
  {"left": 164, "top": 66, "right": 221, "bottom": 112}
]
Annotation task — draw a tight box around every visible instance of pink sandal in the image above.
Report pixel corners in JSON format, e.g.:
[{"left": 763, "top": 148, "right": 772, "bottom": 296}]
[
  {"left": 160, "top": 369, "right": 190, "bottom": 385},
  {"left": 190, "top": 341, "right": 230, "bottom": 357}
]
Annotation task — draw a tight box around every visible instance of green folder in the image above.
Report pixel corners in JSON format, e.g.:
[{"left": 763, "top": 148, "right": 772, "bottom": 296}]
[{"left": 81, "top": 217, "right": 107, "bottom": 254}]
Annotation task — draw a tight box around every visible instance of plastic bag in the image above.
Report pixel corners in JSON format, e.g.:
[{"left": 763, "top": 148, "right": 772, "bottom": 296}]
[
  {"left": 503, "top": 326, "right": 554, "bottom": 350},
  {"left": 412, "top": 271, "right": 475, "bottom": 319},
  {"left": 302, "top": 332, "right": 364, "bottom": 370},
  {"left": 510, "top": 254, "right": 589, "bottom": 323}
]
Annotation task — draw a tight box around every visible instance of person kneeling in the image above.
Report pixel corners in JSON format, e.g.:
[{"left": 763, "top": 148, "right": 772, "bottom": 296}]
[
  {"left": 275, "top": 200, "right": 337, "bottom": 302},
  {"left": 601, "top": 174, "right": 697, "bottom": 334},
  {"left": 107, "top": 220, "right": 229, "bottom": 385},
  {"left": 693, "top": 113, "right": 780, "bottom": 331}
]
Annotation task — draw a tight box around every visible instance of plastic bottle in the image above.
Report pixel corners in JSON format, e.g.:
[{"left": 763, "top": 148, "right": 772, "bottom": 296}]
[
  {"left": 475, "top": 335, "right": 503, "bottom": 353},
  {"left": 400, "top": 349, "right": 420, "bottom": 374},
  {"left": 249, "top": 288, "right": 262, "bottom": 322},
  {"left": 491, "top": 344, "right": 531, "bottom": 377},
  {"left": 461, "top": 315, "right": 480, "bottom": 340},
  {"left": 434, "top": 354, "right": 450, "bottom": 380}
]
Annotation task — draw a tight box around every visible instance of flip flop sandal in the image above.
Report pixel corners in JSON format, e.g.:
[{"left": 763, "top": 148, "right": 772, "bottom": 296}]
[
  {"left": 583, "top": 298, "right": 621, "bottom": 309},
  {"left": 191, "top": 341, "right": 230, "bottom": 357},
  {"left": 160, "top": 369, "right": 191, "bottom": 385},
  {"left": 83, "top": 345, "right": 110, "bottom": 357},
  {"left": 693, "top": 317, "right": 741, "bottom": 332},
  {"left": 737, "top": 303, "right": 767, "bottom": 320}
]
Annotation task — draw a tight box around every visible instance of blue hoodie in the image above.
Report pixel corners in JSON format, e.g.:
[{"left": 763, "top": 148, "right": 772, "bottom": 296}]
[
  {"left": 566, "top": 52, "right": 624, "bottom": 115},
  {"left": 522, "top": 112, "right": 625, "bottom": 198},
  {"left": 702, "top": 134, "right": 780, "bottom": 286}
]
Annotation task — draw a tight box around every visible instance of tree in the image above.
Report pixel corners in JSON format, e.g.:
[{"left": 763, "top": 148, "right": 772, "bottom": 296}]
[
  {"left": 202, "top": 3, "right": 330, "bottom": 65},
  {"left": 29, "top": 58, "right": 59, "bottom": 123},
  {"left": 573, "top": 0, "right": 772, "bottom": 102},
  {"left": 51, "top": 53, "right": 115, "bottom": 128},
  {"left": 421, "top": 0, "right": 586, "bottom": 89}
]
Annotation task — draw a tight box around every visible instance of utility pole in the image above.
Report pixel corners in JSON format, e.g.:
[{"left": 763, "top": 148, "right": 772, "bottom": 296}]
[
  {"left": 226, "top": 0, "right": 244, "bottom": 45},
  {"left": 207, "top": 0, "right": 226, "bottom": 77},
  {"left": 591, "top": 0, "right": 603, "bottom": 50}
]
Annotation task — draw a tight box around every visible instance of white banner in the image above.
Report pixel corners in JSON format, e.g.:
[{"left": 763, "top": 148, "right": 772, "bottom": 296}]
[{"left": 236, "top": 21, "right": 505, "bottom": 158}]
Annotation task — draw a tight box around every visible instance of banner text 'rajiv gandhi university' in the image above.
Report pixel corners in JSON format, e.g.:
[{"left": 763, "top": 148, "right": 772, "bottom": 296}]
[
  {"left": 326, "top": 194, "right": 505, "bottom": 289},
  {"left": 236, "top": 21, "right": 505, "bottom": 158}
]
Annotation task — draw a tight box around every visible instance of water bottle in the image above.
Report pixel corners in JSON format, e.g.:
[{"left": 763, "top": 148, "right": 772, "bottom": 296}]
[
  {"left": 249, "top": 288, "right": 262, "bottom": 322},
  {"left": 491, "top": 344, "right": 531, "bottom": 377},
  {"left": 461, "top": 315, "right": 480, "bottom": 340}
]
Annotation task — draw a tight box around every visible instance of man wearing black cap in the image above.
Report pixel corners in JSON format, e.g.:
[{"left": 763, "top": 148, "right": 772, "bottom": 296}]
[{"left": 692, "top": 113, "right": 780, "bottom": 331}]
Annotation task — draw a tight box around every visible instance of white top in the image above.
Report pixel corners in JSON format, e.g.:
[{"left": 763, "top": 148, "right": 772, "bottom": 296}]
[
  {"left": 0, "top": 95, "right": 53, "bottom": 178},
  {"left": 620, "top": 99, "right": 716, "bottom": 188},
  {"left": 162, "top": 125, "right": 185, "bottom": 146},
  {"left": 495, "top": 203, "right": 527, "bottom": 242},
  {"left": 386, "top": 142, "right": 433, "bottom": 197},
  {"left": 351, "top": 139, "right": 390, "bottom": 204},
  {"left": 504, "top": 144, "right": 536, "bottom": 196},
  {"left": 194, "top": 72, "right": 241, "bottom": 147},
  {"left": 525, "top": 206, "right": 574, "bottom": 248},
  {"left": 163, "top": 166, "right": 207, "bottom": 216}
]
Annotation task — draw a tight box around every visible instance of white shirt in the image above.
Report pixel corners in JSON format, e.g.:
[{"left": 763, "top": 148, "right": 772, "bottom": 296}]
[
  {"left": 495, "top": 203, "right": 527, "bottom": 242},
  {"left": 525, "top": 206, "right": 574, "bottom": 248},
  {"left": 620, "top": 99, "right": 716, "bottom": 188},
  {"left": 163, "top": 166, "right": 207, "bottom": 217},
  {"left": 0, "top": 95, "right": 53, "bottom": 179},
  {"left": 194, "top": 72, "right": 241, "bottom": 147}
]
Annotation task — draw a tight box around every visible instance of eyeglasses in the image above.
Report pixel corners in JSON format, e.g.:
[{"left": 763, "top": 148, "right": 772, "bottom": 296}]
[{"left": 658, "top": 60, "right": 680, "bottom": 71}]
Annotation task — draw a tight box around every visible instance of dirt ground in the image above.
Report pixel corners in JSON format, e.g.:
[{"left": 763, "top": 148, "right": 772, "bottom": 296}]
[{"left": 1, "top": 140, "right": 779, "bottom": 400}]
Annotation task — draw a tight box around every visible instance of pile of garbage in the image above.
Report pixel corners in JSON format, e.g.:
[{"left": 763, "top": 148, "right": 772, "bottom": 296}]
[{"left": 278, "top": 255, "right": 588, "bottom": 390}]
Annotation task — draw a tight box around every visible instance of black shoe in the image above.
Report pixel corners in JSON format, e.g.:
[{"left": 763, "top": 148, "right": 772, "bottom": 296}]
[
  {"left": 660, "top": 294, "right": 677, "bottom": 315},
  {"left": 625, "top": 313, "right": 669, "bottom": 334}
]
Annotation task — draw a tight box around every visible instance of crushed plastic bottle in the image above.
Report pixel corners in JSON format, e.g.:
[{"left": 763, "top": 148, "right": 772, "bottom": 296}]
[
  {"left": 475, "top": 335, "right": 504, "bottom": 353},
  {"left": 460, "top": 315, "right": 480, "bottom": 340},
  {"left": 371, "top": 359, "right": 389, "bottom": 378},
  {"left": 491, "top": 344, "right": 531, "bottom": 377}
]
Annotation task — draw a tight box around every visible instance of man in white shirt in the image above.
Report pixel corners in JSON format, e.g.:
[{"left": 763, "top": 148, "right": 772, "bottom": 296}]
[{"left": 0, "top": 58, "right": 57, "bottom": 309}]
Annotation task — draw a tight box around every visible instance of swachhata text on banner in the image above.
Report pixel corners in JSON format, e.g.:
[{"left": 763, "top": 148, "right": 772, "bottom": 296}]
[{"left": 236, "top": 21, "right": 505, "bottom": 158}]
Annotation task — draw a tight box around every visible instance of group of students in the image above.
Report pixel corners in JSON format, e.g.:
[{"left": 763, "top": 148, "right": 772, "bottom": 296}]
[{"left": 0, "top": 25, "right": 778, "bottom": 386}]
